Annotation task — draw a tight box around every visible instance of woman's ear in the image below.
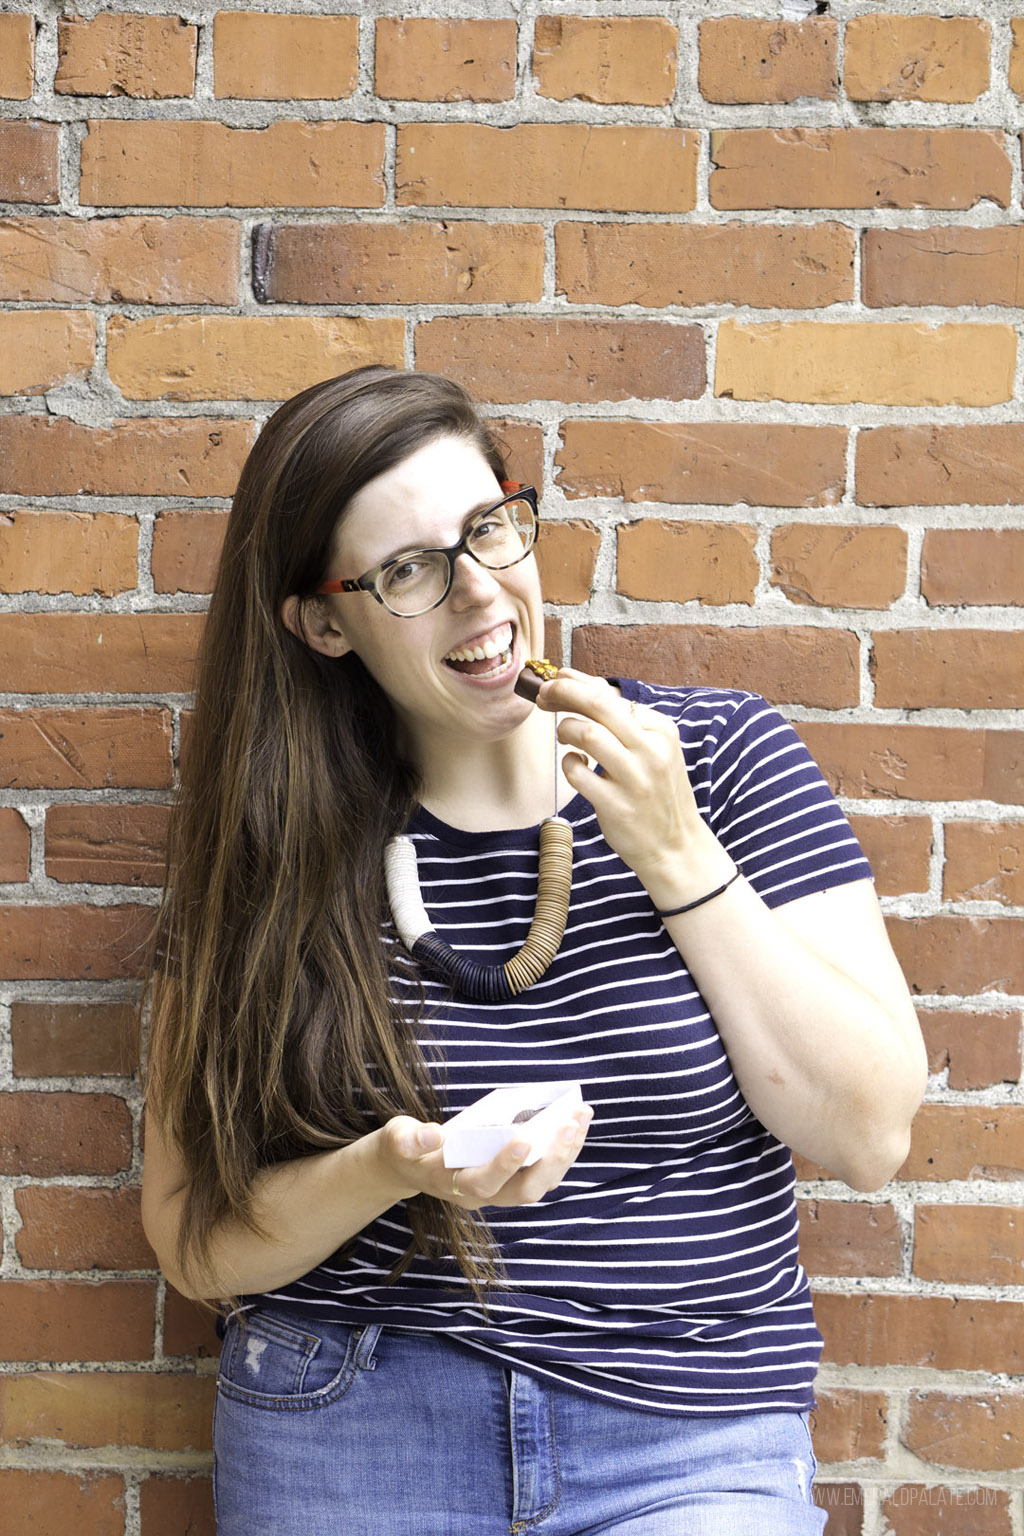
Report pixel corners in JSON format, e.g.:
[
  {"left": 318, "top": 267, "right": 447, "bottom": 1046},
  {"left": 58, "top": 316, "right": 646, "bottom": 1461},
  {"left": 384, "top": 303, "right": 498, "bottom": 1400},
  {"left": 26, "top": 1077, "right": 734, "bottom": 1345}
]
[{"left": 280, "top": 594, "right": 352, "bottom": 659}]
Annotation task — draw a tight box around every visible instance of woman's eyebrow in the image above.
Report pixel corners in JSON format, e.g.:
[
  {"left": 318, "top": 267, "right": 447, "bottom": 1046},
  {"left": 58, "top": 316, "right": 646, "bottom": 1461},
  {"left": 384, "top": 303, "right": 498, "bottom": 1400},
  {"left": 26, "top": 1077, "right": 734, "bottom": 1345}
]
[{"left": 374, "top": 494, "right": 503, "bottom": 567}]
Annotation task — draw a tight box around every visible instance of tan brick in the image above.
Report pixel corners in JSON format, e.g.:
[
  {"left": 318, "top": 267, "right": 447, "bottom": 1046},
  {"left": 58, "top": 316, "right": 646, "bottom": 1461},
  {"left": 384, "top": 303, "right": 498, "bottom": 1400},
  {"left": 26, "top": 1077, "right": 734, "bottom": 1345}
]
[
  {"left": 0, "top": 310, "right": 94, "bottom": 394},
  {"left": 922, "top": 529, "right": 1024, "bottom": 607},
  {"left": 872, "top": 630, "right": 1024, "bottom": 709},
  {"left": 163, "top": 1287, "right": 222, "bottom": 1359},
  {"left": 0, "top": 1279, "right": 154, "bottom": 1361},
  {"left": 882, "top": 1484, "right": 1011, "bottom": 1533},
  {"left": 0, "top": 1472, "right": 123, "bottom": 1536},
  {"left": 770, "top": 524, "right": 906, "bottom": 609},
  {"left": 534, "top": 16, "right": 677, "bottom": 106},
  {"left": 56, "top": 14, "right": 196, "bottom": 97},
  {"left": 140, "top": 1476, "right": 215, "bottom": 1536},
  {"left": 904, "top": 1393, "right": 1024, "bottom": 1473},
  {"left": 845, "top": 15, "right": 989, "bottom": 103},
  {"left": 716, "top": 320, "right": 1015, "bottom": 407},
  {"left": 15, "top": 1186, "right": 153, "bottom": 1271},
  {"left": 573, "top": 624, "right": 859, "bottom": 709},
  {"left": 376, "top": 18, "right": 516, "bottom": 103},
  {"left": 0, "top": 1092, "right": 131, "bottom": 1176},
  {"left": 816, "top": 1290, "right": 1024, "bottom": 1373},
  {"left": 798, "top": 1198, "right": 902, "bottom": 1277},
  {"left": 0, "top": 13, "right": 34, "bottom": 98},
  {"left": 0, "top": 510, "right": 137, "bottom": 596},
  {"left": 152, "top": 508, "right": 227, "bottom": 594},
  {"left": 796, "top": 722, "right": 1022, "bottom": 804},
  {"left": 416, "top": 318, "right": 704, "bottom": 405},
  {"left": 0, "top": 905, "right": 156, "bottom": 982},
  {"left": 107, "top": 314, "right": 404, "bottom": 402},
  {"left": 556, "top": 221, "right": 853, "bottom": 310},
  {"left": 397, "top": 124, "right": 698, "bottom": 214},
  {"left": 536, "top": 521, "right": 600, "bottom": 606},
  {"left": 0, "top": 808, "right": 30, "bottom": 883},
  {"left": 0, "top": 613, "right": 201, "bottom": 695},
  {"left": 710, "top": 128, "right": 1010, "bottom": 211},
  {"left": 919, "top": 1008, "right": 1021, "bottom": 1091},
  {"left": 863, "top": 226, "right": 1024, "bottom": 309},
  {"left": 256, "top": 220, "right": 544, "bottom": 305},
  {"left": 914, "top": 1204, "right": 1024, "bottom": 1287},
  {"left": 46, "top": 803, "right": 170, "bottom": 886},
  {"left": 889, "top": 917, "right": 1024, "bottom": 999},
  {"left": 617, "top": 520, "right": 757, "bottom": 606},
  {"left": 10, "top": 999, "right": 139, "bottom": 1077},
  {"left": 0, "top": 708, "right": 173, "bottom": 791},
  {"left": 0, "top": 215, "right": 240, "bottom": 304},
  {"left": 944, "top": 820, "right": 1024, "bottom": 907},
  {"left": 810, "top": 1389, "right": 888, "bottom": 1463},
  {"left": 81, "top": 119, "right": 385, "bottom": 208},
  {"left": 557, "top": 421, "right": 846, "bottom": 508},
  {"left": 699, "top": 18, "right": 837, "bottom": 104},
  {"left": 214, "top": 11, "right": 356, "bottom": 100},
  {"left": 848, "top": 814, "right": 932, "bottom": 897},
  {"left": 858, "top": 425, "right": 1024, "bottom": 508},
  {"left": 1, "top": 1371, "right": 214, "bottom": 1452},
  {"left": 1012, "top": 20, "right": 1024, "bottom": 97},
  {"left": 0, "top": 121, "right": 58, "bottom": 203},
  {"left": 0, "top": 415, "right": 252, "bottom": 497}
]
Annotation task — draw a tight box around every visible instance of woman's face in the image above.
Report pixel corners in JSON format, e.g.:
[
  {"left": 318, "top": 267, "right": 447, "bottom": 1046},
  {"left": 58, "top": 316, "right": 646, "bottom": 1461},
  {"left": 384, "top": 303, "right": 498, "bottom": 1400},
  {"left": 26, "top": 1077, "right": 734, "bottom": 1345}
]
[{"left": 319, "top": 434, "right": 545, "bottom": 754}]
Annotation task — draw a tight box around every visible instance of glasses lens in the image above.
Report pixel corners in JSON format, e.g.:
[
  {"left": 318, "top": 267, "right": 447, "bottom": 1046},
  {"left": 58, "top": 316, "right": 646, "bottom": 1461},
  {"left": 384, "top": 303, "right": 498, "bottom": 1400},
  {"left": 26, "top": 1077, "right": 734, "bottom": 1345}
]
[
  {"left": 377, "top": 552, "right": 449, "bottom": 616},
  {"left": 468, "top": 497, "right": 536, "bottom": 569}
]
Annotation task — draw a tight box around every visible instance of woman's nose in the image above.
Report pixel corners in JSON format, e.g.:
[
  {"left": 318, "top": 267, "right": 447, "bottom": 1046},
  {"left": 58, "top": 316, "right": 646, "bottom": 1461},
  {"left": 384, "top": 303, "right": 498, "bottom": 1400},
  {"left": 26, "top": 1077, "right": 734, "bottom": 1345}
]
[{"left": 450, "top": 552, "right": 501, "bottom": 607}]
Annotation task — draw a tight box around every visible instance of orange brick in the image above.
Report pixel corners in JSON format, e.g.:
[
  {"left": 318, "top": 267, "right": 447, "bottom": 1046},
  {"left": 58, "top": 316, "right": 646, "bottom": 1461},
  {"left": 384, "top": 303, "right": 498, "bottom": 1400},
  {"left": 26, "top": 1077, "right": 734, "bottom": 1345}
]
[
  {"left": 816, "top": 1290, "right": 1024, "bottom": 1373},
  {"left": 416, "top": 317, "right": 704, "bottom": 404},
  {"left": 0, "top": 13, "right": 34, "bottom": 98},
  {"left": 863, "top": 226, "right": 1024, "bottom": 309},
  {"left": 771, "top": 524, "right": 906, "bottom": 608},
  {"left": 796, "top": 722, "right": 1022, "bottom": 804},
  {"left": 10, "top": 999, "right": 139, "bottom": 1077},
  {"left": 700, "top": 18, "right": 837, "bottom": 104},
  {"left": 397, "top": 124, "right": 698, "bottom": 214},
  {"left": 904, "top": 1393, "right": 1024, "bottom": 1473},
  {"left": 710, "top": 127, "right": 1010, "bottom": 211},
  {"left": 716, "top": 320, "right": 1015, "bottom": 407},
  {"left": 488, "top": 419, "right": 545, "bottom": 497},
  {"left": 56, "top": 14, "right": 196, "bottom": 97},
  {"left": 0, "top": 1092, "right": 131, "bottom": 1176},
  {"left": 0, "top": 808, "right": 30, "bottom": 883},
  {"left": 140, "top": 1475, "right": 215, "bottom": 1536},
  {"left": 810, "top": 1389, "right": 888, "bottom": 1463},
  {"left": 0, "top": 613, "right": 202, "bottom": 694},
  {"left": 0, "top": 415, "right": 253, "bottom": 497},
  {"left": 847, "top": 814, "right": 932, "bottom": 897},
  {"left": 536, "top": 521, "right": 600, "bottom": 606},
  {"left": 871, "top": 630, "right": 1024, "bottom": 709},
  {"left": 919, "top": 1008, "right": 1022, "bottom": 1091},
  {"left": 255, "top": 220, "right": 544, "bottom": 305},
  {"left": 0, "top": 1279, "right": 154, "bottom": 1361},
  {"left": 0, "top": 509, "right": 137, "bottom": 595},
  {"left": 0, "top": 121, "right": 58, "bottom": 203},
  {"left": 889, "top": 916, "right": 1024, "bottom": 999},
  {"left": 0, "top": 215, "right": 240, "bottom": 304},
  {"left": 0, "top": 708, "right": 173, "bottom": 791},
  {"left": 108, "top": 313, "right": 404, "bottom": 402},
  {"left": 573, "top": 624, "right": 859, "bottom": 709},
  {"left": 376, "top": 18, "right": 516, "bottom": 103},
  {"left": 0, "top": 310, "right": 94, "bottom": 394},
  {"left": 15, "top": 1186, "right": 153, "bottom": 1271},
  {"left": 1, "top": 1370, "right": 214, "bottom": 1452},
  {"left": 152, "top": 508, "right": 228, "bottom": 594},
  {"left": 534, "top": 16, "right": 677, "bottom": 106},
  {"left": 944, "top": 820, "right": 1024, "bottom": 907},
  {"left": 163, "top": 1287, "right": 222, "bottom": 1359},
  {"left": 845, "top": 15, "right": 989, "bottom": 103},
  {"left": 914, "top": 1204, "right": 1024, "bottom": 1286},
  {"left": 922, "top": 529, "right": 1024, "bottom": 607},
  {"left": 557, "top": 421, "right": 846, "bottom": 508},
  {"left": 617, "top": 520, "right": 757, "bottom": 606},
  {"left": 0, "top": 905, "right": 156, "bottom": 982},
  {"left": 556, "top": 221, "right": 853, "bottom": 309},
  {"left": 858, "top": 425, "right": 1024, "bottom": 509},
  {"left": 882, "top": 1484, "right": 1011, "bottom": 1533},
  {"left": 81, "top": 119, "right": 385, "bottom": 208},
  {"left": 797, "top": 1199, "right": 902, "bottom": 1277},
  {"left": 813, "top": 1484, "right": 863, "bottom": 1532},
  {"left": 46, "top": 803, "right": 170, "bottom": 886},
  {"left": 214, "top": 11, "right": 357, "bottom": 99},
  {"left": 0, "top": 1472, "right": 123, "bottom": 1535},
  {"left": 1012, "top": 20, "right": 1024, "bottom": 97}
]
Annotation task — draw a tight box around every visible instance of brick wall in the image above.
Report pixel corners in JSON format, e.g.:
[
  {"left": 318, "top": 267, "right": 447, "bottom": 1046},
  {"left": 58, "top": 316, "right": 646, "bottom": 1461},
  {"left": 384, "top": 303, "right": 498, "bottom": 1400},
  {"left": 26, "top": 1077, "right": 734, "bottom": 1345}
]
[{"left": 1, "top": 5, "right": 1022, "bottom": 1533}]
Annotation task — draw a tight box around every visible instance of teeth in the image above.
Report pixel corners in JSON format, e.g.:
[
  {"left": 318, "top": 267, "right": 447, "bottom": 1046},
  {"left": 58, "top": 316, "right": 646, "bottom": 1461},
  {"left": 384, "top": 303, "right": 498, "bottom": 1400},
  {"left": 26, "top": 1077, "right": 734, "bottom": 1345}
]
[{"left": 446, "top": 623, "right": 513, "bottom": 664}]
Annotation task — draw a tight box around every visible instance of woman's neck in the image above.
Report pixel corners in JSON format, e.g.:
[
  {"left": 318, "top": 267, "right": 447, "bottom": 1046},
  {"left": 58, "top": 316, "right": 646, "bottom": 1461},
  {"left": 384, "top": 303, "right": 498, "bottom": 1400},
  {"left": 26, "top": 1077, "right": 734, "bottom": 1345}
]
[{"left": 412, "top": 709, "right": 572, "bottom": 833}]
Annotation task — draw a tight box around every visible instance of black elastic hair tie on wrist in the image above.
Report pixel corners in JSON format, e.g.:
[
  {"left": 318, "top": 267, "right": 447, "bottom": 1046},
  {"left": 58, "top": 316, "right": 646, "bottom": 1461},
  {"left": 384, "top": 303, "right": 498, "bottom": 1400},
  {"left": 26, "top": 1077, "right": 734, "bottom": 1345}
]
[{"left": 656, "top": 867, "right": 741, "bottom": 919}]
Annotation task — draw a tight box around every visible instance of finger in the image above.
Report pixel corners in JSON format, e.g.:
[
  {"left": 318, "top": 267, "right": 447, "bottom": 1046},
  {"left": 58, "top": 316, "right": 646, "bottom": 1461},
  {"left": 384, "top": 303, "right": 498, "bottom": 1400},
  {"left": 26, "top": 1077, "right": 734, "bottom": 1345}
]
[{"left": 450, "top": 1136, "right": 533, "bottom": 1207}]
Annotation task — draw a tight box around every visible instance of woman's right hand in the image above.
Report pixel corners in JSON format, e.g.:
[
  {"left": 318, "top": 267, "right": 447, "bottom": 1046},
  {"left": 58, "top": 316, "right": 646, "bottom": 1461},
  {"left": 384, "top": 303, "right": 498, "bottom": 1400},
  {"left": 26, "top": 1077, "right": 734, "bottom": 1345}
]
[{"left": 377, "top": 1107, "right": 594, "bottom": 1209}]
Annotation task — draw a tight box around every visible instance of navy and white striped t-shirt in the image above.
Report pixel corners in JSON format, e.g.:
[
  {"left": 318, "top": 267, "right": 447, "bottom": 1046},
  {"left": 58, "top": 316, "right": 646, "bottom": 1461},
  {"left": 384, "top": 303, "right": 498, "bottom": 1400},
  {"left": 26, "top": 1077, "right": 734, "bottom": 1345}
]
[{"left": 260, "top": 682, "right": 873, "bottom": 1415}]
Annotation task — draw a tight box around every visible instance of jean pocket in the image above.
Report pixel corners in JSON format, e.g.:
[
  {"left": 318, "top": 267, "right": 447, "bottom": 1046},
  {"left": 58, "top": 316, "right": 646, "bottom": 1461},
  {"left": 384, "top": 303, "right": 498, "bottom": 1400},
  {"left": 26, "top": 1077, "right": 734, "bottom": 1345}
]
[{"left": 217, "top": 1309, "right": 381, "bottom": 1412}]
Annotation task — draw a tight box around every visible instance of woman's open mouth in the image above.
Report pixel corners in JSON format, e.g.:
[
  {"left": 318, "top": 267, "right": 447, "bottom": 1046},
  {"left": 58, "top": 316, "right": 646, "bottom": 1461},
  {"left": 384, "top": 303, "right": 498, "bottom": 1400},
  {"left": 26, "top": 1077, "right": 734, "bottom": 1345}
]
[{"left": 443, "top": 622, "right": 516, "bottom": 680}]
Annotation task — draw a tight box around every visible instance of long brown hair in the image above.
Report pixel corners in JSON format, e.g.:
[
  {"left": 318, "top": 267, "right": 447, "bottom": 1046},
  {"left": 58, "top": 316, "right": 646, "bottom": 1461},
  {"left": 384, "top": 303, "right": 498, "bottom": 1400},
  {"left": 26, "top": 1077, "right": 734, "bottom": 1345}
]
[{"left": 146, "top": 366, "right": 509, "bottom": 1302}]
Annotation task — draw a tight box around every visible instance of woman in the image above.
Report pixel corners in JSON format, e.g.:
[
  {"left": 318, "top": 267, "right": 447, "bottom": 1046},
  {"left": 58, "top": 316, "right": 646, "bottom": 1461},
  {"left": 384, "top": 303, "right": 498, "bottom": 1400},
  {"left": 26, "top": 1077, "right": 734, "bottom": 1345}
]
[{"left": 142, "top": 365, "right": 927, "bottom": 1535}]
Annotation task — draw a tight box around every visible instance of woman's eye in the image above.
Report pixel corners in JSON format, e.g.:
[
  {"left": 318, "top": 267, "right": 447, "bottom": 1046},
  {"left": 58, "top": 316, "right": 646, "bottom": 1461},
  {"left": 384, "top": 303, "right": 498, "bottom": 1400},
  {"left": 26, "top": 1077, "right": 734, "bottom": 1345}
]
[
  {"left": 469, "top": 516, "right": 502, "bottom": 542},
  {"left": 383, "top": 558, "right": 423, "bottom": 589}
]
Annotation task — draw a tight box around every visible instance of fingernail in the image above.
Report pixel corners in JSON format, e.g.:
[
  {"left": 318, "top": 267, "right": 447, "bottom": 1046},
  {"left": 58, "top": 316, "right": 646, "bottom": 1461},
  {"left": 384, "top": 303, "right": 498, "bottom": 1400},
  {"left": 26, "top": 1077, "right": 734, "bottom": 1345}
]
[
  {"left": 417, "top": 1125, "right": 442, "bottom": 1152},
  {"left": 509, "top": 1141, "right": 530, "bottom": 1160}
]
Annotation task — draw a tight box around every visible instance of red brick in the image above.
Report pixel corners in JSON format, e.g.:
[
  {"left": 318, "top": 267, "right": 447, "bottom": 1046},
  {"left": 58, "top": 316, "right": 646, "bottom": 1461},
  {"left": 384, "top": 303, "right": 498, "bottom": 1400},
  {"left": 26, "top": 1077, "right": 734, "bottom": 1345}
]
[
  {"left": 56, "top": 14, "right": 196, "bottom": 97},
  {"left": 857, "top": 425, "right": 1024, "bottom": 508},
  {"left": 0, "top": 1370, "right": 214, "bottom": 1451},
  {"left": 797, "top": 1198, "right": 902, "bottom": 1277},
  {"left": 814, "top": 1483, "right": 864, "bottom": 1534},
  {"left": 710, "top": 128, "right": 1010, "bottom": 211},
  {"left": 845, "top": 15, "right": 990, "bottom": 104},
  {"left": 816, "top": 1291, "right": 1024, "bottom": 1372},
  {"left": 847, "top": 814, "right": 932, "bottom": 897},
  {"left": 922, "top": 529, "right": 1024, "bottom": 607},
  {"left": 795, "top": 721, "right": 1022, "bottom": 804},
  {"left": 151, "top": 509, "right": 226, "bottom": 594},
  {"left": 771, "top": 524, "right": 906, "bottom": 608},
  {"left": 899, "top": 1104, "right": 1024, "bottom": 1182},
  {"left": 904, "top": 1393, "right": 1024, "bottom": 1473},
  {"left": 0, "top": 613, "right": 202, "bottom": 694},
  {"left": 534, "top": 17, "right": 677, "bottom": 106},
  {"left": 0, "top": 509, "right": 138, "bottom": 595},
  {"left": 488, "top": 419, "right": 545, "bottom": 497},
  {"left": 377, "top": 18, "right": 515, "bottom": 103},
  {"left": 871, "top": 630, "right": 1024, "bottom": 709},
  {"left": 617, "top": 520, "right": 757, "bottom": 606},
  {"left": 919, "top": 1008, "right": 1021, "bottom": 1091},
  {"left": 81, "top": 119, "right": 385, "bottom": 209},
  {"left": 0, "top": 309, "right": 95, "bottom": 394},
  {"left": 0, "top": 415, "right": 253, "bottom": 497},
  {"left": 914, "top": 1204, "right": 1024, "bottom": 1286},
  {"left": 880, "top": 1483, "right": 1010, "bottom": 1534},
  {"left": 0, "top": 807, "right": 30, "bottom": 883},
  {"left": 810, "top": 1389, "right": 887, "bottom": 1463},
  {"left": 0, "top": 215, "right": 240, "bottom": 304},
  {"left": 397, "top": 124, "right": 698, "bottom": 214},
  {"left": 140, "top": 1475, "right": 215, "bottom": 1536},
  {"left": 889, "top": 916, "right": 1024, "bottom": 998},
  {"left": 0, "top": 13, "right": 34, "bottom": 98},
  {"left": 15, "top": 1186, "right": 152, "bottom": 1272},
  {"left": 163, "top": 1287, "right": 222, "bottom": 1359},
  {"left": 0, "top": 122, "right": 59, "bottom": 204},
  {"left": 557, "top": 421, "right": 846, "bottom": 508},
  {"left": 0, "top": 1092, "right": 131, "bottom": 1177},
  {"left": 0, "top": 1279, "right": 154, "bottom": 1362},
  {"left": 700, "top": 18, "right": 837, "bottom": 104},
  {"left": 46, "top": 803, "right": 170, "bottom": 886},
  {"left": 573, "top": 624, "right": 859, "bottom": 709},
  {"left": 0, "top": 708, "right": 173, "bottom": 790},
  {"left": 416, "top": 318, "right": 704, "bottom": 404},
  {"left": 214, "top": 12, "right": 357, "bottom": 100},
  {"left": 944, "top": 820, "right": 1024, "bottom": 906},
  {"left": 11, "top": 999, "right": 138, "bottom": 1077},
  {"left": 536, "top": 522, "right": 600, "bottom": 606},
  {"left": 0, "top": 1471, "right": 124, "bottom": 1535},
  {"left": 556, "top": 221, "right": 854, "bottom": 309},
  {"left": 0, "top": 904, "right": 156, "bottom": 981},
  {"left": 863, "top": 227, "right": 1024, "bottom": 309}
]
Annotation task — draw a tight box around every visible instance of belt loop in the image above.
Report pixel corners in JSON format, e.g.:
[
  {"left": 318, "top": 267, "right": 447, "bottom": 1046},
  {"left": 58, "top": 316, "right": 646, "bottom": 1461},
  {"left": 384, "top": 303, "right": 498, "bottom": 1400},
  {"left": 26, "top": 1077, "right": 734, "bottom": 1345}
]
[{"left": 355, "top": 1322, "right": 383, "bottom": 1370}]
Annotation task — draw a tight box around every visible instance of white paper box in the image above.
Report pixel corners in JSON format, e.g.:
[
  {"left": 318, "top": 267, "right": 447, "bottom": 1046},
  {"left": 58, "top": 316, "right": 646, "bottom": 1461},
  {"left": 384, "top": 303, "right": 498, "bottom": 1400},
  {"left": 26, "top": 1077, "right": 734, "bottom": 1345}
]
[{"left": 441, "top": 1082, "right": 583, "bottom": 1169}]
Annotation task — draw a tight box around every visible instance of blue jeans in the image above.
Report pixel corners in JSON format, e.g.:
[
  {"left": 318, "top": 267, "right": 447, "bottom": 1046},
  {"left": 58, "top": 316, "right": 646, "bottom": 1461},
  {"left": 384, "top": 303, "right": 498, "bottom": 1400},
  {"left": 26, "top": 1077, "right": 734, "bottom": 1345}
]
[{"left": 213, "top": 1308, "right": 826, "bottom": 1535}]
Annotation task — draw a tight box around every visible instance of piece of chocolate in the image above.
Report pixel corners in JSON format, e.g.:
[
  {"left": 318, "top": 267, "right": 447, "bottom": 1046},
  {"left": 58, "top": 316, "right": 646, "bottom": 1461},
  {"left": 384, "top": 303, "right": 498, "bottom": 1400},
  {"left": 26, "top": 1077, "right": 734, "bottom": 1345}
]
[{"left": 514, "top": 657, "right": 558, "bottom": 703}]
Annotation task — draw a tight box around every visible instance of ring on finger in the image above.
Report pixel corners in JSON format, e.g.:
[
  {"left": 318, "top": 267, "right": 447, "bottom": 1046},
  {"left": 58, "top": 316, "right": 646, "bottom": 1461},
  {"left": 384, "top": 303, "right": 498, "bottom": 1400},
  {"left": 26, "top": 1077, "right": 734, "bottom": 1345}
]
[{"left": 451, "top": 1169, "right": 463, "bottom": 1199}]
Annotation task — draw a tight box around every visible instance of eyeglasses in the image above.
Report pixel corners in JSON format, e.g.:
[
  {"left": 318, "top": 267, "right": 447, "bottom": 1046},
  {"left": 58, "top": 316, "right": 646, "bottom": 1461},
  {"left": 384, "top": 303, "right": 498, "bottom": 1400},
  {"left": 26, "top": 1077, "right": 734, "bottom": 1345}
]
[{"left": 316, "top": 484, "right": 539, "bottom": 618}]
